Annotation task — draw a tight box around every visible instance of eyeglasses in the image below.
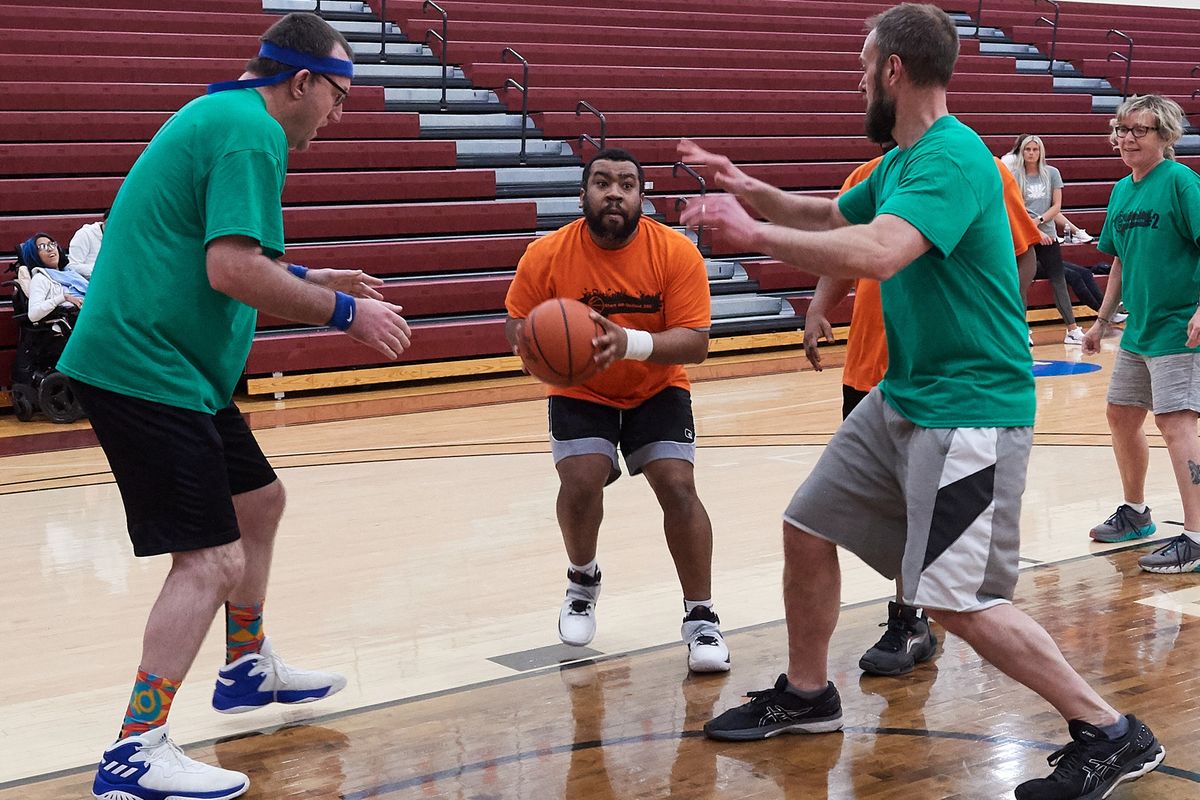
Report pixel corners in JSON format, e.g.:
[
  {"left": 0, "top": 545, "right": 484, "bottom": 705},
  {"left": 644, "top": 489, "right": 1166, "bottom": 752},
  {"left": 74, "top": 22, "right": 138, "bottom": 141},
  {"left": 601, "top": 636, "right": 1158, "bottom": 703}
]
[
  {"left": 35, "top": 241, "right": 57, "bottom": 252},
  {"left": 1112, "top": 124, "right": 1159, "bottom": 139},
  {"left": 316, "top": 72, "right": 349, "bottom": 106}
]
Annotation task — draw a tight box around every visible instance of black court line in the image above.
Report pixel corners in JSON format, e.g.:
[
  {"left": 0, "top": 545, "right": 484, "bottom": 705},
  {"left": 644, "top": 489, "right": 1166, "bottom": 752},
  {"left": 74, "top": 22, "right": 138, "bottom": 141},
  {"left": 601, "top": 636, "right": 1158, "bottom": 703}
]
[
  {"left": 1, "top": 537, "right": 1182, "bottom": 793},
  {"left": 340, "top": 727, "right": 1196, "bottom": 800},
  {"left": 5, "top": 437, "right": 1160, "bottom": 493}
]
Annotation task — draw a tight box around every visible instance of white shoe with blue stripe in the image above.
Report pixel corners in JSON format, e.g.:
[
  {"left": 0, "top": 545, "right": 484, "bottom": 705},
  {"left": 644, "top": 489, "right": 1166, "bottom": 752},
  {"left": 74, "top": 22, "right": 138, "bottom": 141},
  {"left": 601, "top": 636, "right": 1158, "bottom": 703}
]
[
  {"left": 212, "top": 637, "right": 346, "bottom": 714},
  {"left": 92, "top": 724, "right": 248, "bottom": 800}
]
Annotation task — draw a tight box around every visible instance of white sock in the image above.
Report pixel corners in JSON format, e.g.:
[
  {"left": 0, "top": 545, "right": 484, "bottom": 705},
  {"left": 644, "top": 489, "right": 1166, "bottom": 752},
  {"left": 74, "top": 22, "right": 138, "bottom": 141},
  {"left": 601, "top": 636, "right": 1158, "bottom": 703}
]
[
  {"left": 569, "top": 559, "right": 598, "bottom": 578},
  {"left": 684, "top": 598, "right": 713, "bottom": 614},
  {"left": 1124, "top": 500, "right": 1147, "bottom": 514},
  {"left": 1183, "top": 530, "right": 1200, "bottom": 545}
]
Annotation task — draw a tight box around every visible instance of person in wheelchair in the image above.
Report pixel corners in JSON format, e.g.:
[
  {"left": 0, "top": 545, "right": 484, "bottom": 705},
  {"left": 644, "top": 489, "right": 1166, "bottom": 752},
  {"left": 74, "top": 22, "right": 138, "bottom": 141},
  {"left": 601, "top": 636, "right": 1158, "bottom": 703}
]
[
  {"left": 8, "top": 232, "right": 88, "bottom": 422},
  {"left": 23, "top": 233, "right": 87, "bottom": 324}
]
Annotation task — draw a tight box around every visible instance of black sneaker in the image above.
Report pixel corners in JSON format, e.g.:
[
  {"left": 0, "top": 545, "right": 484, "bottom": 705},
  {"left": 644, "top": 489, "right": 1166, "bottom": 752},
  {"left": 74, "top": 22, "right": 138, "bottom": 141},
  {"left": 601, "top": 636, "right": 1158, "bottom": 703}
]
[
  {"left": 703, "top": 674, "right": 843, "bottom": 741},
  {"left": 1014, "top": 715, "right": 1164, "bottom": 800},
  {"left": 858, "top": 601, "right": 938, "bottom": 676}
]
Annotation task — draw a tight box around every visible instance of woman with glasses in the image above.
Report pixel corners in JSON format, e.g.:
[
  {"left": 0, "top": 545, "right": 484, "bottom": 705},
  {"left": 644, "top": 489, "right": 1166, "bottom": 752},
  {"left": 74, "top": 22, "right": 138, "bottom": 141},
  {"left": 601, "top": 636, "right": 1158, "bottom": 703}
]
[
  {"left": 1082, "top": 94, "right": 1200, "bottom": 576},
  {"left": 17, "top": 232, "right": 88, "bottom": 323},
  {"left": 1009, "top": 134, "right": 1087, "bottom": 344}
]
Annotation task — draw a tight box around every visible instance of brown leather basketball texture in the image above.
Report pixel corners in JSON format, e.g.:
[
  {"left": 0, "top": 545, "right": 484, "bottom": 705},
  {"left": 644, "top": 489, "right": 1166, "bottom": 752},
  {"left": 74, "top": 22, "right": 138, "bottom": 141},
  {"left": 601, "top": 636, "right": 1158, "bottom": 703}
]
[{"left": 517, "top": 298, "right": 603, "bottom": 387}]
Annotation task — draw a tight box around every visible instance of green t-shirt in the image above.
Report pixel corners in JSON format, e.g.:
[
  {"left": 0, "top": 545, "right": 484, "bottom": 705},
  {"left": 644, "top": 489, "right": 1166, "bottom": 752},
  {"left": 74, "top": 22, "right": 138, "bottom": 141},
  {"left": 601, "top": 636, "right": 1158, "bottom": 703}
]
[
  {"left": 838, "top": 115, "right": 1035, "bottom": 428},
  {"left": 58, "top": 89, "right": 287, "bottom": 413},
  {"left": 1097, "top": 158, "right": 1200, "bottom": 357}
]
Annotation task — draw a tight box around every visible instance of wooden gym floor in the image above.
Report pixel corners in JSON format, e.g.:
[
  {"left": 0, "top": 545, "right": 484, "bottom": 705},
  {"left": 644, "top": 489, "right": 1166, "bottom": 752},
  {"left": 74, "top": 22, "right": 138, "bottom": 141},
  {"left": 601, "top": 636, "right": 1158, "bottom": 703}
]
[{"left": 1, "top": 330, "right": 1197, "bottom": 799}]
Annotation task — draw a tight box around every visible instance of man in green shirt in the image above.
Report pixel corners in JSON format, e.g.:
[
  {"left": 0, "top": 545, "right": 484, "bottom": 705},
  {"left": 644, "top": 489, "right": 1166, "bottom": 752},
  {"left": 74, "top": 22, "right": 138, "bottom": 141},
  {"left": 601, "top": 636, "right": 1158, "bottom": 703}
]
[
  {"left": 58, "top": 13, "right": 411, "bottom": 800},
  {"left": 1083, "top": 94, "right": 1200, "bottom": 575},
  {"left": 679, "top": 5, "right": 1162, "bottom": 798}
]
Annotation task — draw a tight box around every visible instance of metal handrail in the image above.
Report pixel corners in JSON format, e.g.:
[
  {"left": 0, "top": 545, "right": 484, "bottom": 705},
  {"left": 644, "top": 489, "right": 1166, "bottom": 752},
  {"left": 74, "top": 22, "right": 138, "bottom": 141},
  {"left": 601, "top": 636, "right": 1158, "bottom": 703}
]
[
  {"left": 376, "top": 0, "right": 389, "bottom": 62},
  {"left": 1035, "top": 0, "right": 1060, "bottom": 74},
  {"left": 578, "top": 133, "right": 602, "bottom": 154},
  {"left": 672, "top": 161, "right": 706, "bottom": 248},
  {"left": 1106, "top": 29, "right": 1134, "bottom": 100},
  {"left": 575, "top": 100, "right": 606, "bottom": 151},
  {"left": 314, "top": 0, "right": 322, "bottom": 11},
  {"left": 971, "top": 0, "right": 984, "bottom": 38},
  {"left": 502, "top": 47, "right": 530, "bottom": 165},
  {"left": 423, "top": 0, "right": 448, "bottom": 111}
]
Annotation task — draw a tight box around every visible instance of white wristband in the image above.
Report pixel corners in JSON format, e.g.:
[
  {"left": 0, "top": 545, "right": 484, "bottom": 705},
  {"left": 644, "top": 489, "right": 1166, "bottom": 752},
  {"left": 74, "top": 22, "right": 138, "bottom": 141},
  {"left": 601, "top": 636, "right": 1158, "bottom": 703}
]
[{"left": 622, "top": 327, "right": 654, "bottom": 361}]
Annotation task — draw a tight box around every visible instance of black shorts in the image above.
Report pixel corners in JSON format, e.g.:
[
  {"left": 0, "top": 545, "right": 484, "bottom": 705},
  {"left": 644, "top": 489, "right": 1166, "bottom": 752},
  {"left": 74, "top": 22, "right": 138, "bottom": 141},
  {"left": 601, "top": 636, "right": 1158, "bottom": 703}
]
[
  {"left": 72, "top": 380, "right": 278, "bottom": 557},
  {"left": 548, "top": 386, "right": 696, "bottom": 482},
  {"left": 842, "top": 384, "right": 870, "bottom": 420}
]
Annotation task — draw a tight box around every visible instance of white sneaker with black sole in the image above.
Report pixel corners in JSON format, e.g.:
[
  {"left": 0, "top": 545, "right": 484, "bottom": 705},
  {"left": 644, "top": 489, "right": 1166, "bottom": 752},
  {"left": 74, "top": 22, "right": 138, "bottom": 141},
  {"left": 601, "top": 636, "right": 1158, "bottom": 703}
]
[
  {"left": 682, "top": 605, "right": 731, "bottom": 672},
  {"left": 558, "top": 567, "right": 601, "bottom": 646}
]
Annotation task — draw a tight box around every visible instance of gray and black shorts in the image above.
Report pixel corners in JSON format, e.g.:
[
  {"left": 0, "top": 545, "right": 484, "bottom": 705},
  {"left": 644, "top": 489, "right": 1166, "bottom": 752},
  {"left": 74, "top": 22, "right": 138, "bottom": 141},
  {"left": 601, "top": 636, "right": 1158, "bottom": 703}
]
[
  {"left": 784, "top": 389, "right": 1032, "bottom": 612},
  {"left": 548, "top": 386, "right": 696, "bottom": 483}
]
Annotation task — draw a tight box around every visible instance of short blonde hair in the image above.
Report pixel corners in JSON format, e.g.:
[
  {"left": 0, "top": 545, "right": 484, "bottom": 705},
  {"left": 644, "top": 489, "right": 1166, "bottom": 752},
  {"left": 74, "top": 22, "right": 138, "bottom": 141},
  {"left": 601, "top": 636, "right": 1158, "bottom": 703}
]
[{"left": 1109, "top": 94, "right": 1186, "bottom": 160}]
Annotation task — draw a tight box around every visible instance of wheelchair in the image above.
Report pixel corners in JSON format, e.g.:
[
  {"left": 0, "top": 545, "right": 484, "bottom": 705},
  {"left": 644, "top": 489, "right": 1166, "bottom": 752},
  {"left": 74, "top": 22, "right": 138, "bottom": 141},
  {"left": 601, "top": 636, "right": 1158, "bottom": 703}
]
[{"left": 5, "top": 259, "right": 86, "bottom": 423}]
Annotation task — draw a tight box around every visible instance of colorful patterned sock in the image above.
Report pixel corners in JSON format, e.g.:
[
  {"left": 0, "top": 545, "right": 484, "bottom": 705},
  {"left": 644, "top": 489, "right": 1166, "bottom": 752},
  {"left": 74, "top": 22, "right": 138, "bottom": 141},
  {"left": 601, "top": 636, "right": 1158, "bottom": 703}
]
[
  {"left": 225, "top": 601, "right": 265, "bottom": 663},
  {"left": 119, "top": 670, "right": 180, "bottom": 740}
]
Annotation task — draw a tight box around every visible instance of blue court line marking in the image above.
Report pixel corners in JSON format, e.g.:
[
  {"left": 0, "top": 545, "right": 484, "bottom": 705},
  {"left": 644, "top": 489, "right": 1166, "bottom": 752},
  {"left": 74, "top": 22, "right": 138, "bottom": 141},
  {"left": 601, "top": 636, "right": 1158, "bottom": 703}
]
[{"left": 341, "top": 727, "right": 1195, "bottom": 799}]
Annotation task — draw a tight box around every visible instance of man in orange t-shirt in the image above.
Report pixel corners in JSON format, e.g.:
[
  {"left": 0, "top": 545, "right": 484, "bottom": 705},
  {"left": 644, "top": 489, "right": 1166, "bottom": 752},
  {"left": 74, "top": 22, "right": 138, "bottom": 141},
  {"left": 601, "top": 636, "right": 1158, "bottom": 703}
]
[
  {"left": 802, "top": 154, "right": 1042, "bottom": 676},
  {"left": 504, "top": 148, "right": 729, "bottom": 673}
]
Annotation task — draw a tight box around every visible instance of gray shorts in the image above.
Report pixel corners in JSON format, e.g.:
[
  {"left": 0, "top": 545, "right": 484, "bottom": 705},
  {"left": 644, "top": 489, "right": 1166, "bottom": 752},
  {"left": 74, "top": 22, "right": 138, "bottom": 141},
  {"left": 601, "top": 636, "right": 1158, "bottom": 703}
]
[
  {"left": 783, "top": 389, "right": 1032, "bottom": 612},
  {"left": 1107, "top": 348, "right": 1200, "bottom": 415}
]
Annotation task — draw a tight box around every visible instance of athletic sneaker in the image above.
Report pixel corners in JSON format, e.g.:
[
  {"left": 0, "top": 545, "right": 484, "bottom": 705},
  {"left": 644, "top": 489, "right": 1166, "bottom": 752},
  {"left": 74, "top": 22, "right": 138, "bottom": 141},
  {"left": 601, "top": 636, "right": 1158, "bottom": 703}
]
[
  {"left": 212, "top": 637, "right": 347, "bottom": 714},
  {"left": 682, "top": 605, "right": 731, "bottom": 673},
  {"left": 703, "top": 674, "right": 843, "bottom": 741},
  {"left": 1138, "top": 534, "right": 1200, "bottom": 574},
  {"left": 1064, "top": 328, "right": 1085, "bottom": 345},
  {"left": 1089, "top": 504, "right": 1156, "bottom": 543},
  {"left": 92, "top": 724, "right": 249, "bottom": 800},
  {"left": 1111, "top": 312, "right": 1129, "bottom": 324},
  {"left": 859, "top": 601, "right": 938, "bottom": 676},
  {"left": 558, "top": 567, "right": 601, "bottom": 646},
  {"left": 1014, "top": 715, "right": 1163, "bottom": 800}
]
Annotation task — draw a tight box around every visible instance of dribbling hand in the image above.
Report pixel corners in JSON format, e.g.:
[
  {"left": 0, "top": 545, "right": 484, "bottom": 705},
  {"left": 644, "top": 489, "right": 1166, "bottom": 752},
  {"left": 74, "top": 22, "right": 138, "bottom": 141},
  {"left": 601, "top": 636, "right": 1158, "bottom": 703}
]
[{"left": 347, "top": 298, "right": 411, "bottom": 360}]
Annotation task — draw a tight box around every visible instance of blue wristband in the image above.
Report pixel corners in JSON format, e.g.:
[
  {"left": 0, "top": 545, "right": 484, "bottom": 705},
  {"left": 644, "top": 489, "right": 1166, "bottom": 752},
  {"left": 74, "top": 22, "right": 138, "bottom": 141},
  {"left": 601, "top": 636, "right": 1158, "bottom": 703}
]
[
  {"left": 328, "top": 291, "right": 356, "bottom": 331},
  {"left": 287, "top": 263, "right": 309, "bottom": 279}
]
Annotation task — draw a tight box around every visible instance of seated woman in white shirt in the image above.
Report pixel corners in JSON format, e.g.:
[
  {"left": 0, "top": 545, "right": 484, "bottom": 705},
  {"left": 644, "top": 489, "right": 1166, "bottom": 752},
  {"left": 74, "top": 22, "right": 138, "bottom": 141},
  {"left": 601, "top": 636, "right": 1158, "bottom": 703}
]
[
  {"left": 18, "top": 233, "right": 88, "bottom": 323},
  {"left": 67, "top": 211, "right": 106, "bottom": 280}
]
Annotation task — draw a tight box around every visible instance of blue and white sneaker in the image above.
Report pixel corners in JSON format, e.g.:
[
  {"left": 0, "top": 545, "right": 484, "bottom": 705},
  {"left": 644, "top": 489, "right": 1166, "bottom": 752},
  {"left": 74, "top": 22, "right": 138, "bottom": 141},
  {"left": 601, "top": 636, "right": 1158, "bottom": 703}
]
[
  {"left": 212, "top": 637, "right": 347, "bottom": 714},
  {"left": 92, "top": 724, "right": 248, "bottom": 800}
]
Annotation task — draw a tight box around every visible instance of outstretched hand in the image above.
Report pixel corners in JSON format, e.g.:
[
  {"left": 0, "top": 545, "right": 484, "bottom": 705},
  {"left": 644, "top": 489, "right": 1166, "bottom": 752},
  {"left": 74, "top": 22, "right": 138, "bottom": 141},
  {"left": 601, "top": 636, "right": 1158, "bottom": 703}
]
[
  {"left": 307, "top": 268, "right": 385, "bottom": 300},
  {"left": 676, "top": 139, "right": 761, "bottom": 201},
  {"left": 347, "top": 298, "right": 411, "bottom": 360},
  {"left": 678, "top": 193, "right": 762, "bottom": 252}
]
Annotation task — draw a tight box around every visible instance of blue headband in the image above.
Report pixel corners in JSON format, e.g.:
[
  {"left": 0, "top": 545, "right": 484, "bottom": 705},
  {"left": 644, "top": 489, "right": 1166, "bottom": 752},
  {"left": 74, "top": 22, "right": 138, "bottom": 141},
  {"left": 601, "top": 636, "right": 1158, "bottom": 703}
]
[{"left": 207, "top": 42, "right": 354, "bottom": 95}]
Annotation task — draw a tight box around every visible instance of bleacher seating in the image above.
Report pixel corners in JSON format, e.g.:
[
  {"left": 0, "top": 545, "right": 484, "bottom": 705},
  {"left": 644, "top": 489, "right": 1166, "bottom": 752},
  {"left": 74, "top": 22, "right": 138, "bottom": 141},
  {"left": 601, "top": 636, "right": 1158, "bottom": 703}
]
[{"left": 3, "top": 0, "right": 1200, "bottom": 403}]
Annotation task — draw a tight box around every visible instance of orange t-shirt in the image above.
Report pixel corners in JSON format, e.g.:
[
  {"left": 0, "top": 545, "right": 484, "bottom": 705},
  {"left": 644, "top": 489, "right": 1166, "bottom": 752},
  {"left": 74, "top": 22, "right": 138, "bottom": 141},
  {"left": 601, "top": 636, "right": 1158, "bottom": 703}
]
[
  {"left": 841, "top": 155, "right": 1040, "bottom": 392},
  {"left": 505, "top": 217, "right": 711, "bottom": 408}
]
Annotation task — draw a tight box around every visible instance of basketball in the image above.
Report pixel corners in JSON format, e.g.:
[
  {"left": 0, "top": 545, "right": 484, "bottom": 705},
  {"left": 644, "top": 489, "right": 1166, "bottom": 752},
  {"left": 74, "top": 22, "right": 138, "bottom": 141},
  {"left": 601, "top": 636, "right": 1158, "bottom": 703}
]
[{"left": 517, "top": 298, "right": 603, "bottom": 387}]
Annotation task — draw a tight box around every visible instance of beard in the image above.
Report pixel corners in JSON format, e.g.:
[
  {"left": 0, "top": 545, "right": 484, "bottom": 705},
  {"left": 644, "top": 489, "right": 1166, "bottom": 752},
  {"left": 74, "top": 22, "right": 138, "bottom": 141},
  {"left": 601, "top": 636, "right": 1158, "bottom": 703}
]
[
  {"left": 582, "top": 196, "right": 641, "bottom": 244},
  {"left": 864, "top": 67, "right": 897, "bottom": 145}
]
